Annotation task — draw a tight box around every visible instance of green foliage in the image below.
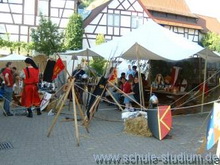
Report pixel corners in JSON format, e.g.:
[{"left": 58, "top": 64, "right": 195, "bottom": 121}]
[
  {"left": 90, "top": 57, "right": 107, "bottom": 75},
  {"left": 0, "top": 35, "right": 33, "bottom": 54},
  {"left": 0, "top": 37, "right": 3, "bottom": 47},
  {"left": 0, "top": 34, "right": 13, "bottom": 53},
  {"left": 201, "top": 32, "right": 220, "bottom": 52},
  {"left": 65, "top": 14, "right": 83, "bottom": 50},
  {"left": 90, "top": 33, "right": 107, "bottom": 75},
  {"left": 30, "top": 14, "right": 64, "bottom": 56},
  {"left": 80, "top": 0, "right": 94, "bottom": 8},
  {"left": 95, "top": 34, "right": 105, "bottom": 45}
]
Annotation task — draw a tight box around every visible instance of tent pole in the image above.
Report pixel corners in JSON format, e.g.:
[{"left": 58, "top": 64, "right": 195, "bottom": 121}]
[
  {"left": 72, "top": 57, "right": 75, "bottom": 76},
  {"left": 136, "top": 44, "right": 145, "bottom": 109},
  {"left": 201, "top": 50, "right": 208, "bottom": 113},
  {"left": 86, "top": 49, "right": 90, "bottom": 77}
]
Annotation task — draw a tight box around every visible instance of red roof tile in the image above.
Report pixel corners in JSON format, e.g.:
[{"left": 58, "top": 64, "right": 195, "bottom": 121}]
[
  {"left": 196, "top": 14, "right": 220, "bottom": 34},
  {"left": 154, "top": 18, "right": 202, "bottom": 30},
  {"left": 140, "top": 0, "right": 197, "bottom": 18}
]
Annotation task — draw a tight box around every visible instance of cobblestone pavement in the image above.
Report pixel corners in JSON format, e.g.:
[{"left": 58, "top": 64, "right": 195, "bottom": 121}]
[{"left": 0, "top": 101, "right": 217, "bottom": 165}]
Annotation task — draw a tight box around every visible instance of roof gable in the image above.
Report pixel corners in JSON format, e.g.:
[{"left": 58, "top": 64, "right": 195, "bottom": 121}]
[
  {"left": 197, "top": 15, "right": 220, "bottom": 34},
  {"left": 140, "top": 0, "right": 197, "bottom": 18},
  {"left": 83, "top": 0, "right": 112, "bottom": 27},
  {"left": 83, "top": 0, "right": 152, "bottom": 28}
]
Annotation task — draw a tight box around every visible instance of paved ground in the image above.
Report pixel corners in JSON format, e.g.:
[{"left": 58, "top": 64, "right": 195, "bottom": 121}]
[{"left": 0, "top": 100, "right": 218, "bottom": 165}]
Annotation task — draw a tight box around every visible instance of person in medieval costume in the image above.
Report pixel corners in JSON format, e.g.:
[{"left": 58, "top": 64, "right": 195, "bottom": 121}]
[
  {"left": 20, "top": 58, "right": 41, "bottom": 118},
  {"left": 2, "top": 62, "right": 14, "bottom": 116}
]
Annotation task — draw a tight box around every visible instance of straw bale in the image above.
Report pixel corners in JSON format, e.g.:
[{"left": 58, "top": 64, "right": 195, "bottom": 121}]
[
  {"left": 124, "top": 116, "right": 152, "bottom": 137},
  {"left": 45, "top": 98, "right": 58, "bottom": 112}
]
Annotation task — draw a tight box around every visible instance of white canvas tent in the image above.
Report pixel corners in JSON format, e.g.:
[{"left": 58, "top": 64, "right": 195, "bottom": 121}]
[
  {"left": 119, "top": 20, "right": 220, "bottom": 62},
  {"left": 60, "top": 49, "right": 101, "bottom": 58},
  {"left": 86, "top": 19, "right": 220, "bottom": 112},
  {"left": 63, "top": 19, "right": 220, "bottom": 62},
  {"left": 61, "top": 19, "right": 220, "bottom": 112},
  {"left": 0, "top": 54, "right": 27, "bottom": 61}
]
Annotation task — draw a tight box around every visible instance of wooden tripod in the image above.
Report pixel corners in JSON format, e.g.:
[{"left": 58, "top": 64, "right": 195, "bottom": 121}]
[{"left": 47, "top": 77, "right": 89, "bottom": 146}]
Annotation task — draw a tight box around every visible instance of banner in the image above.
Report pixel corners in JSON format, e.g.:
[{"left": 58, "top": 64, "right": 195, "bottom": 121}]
[
  {"left": 108, "top": 68, "right": 118, "bottom": 84},
  {"left": 206, "top": 102, "right": 220, "bottom": 150},
  {"left": 52, "top": 57, "right": 65, "bottom": 80}
]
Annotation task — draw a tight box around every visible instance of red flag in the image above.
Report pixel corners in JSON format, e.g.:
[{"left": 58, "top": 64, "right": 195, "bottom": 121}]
[
  {"left": 52, "top": 57, "right": 65, "bottom": 80},
  {"left": 108, "top": 68, "right": 118, "bottom": 84}
]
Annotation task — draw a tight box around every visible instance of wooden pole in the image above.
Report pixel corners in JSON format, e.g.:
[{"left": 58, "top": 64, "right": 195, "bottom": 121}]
[
  {"left": 197, "top": 136, "right": 206, "bottom": 154},
  {"left": 108, "top": 80, "right": 147, "bottom": 110},
  {"left": 47, "top": 79, "right": 72, "bottom": 137},
  {"left": 89, "top": 96, "right": 101, "bottom": 121},
  {"left": 83, "top": 82, "right": 107, "bottom": 127},
  {"left": 71, "top": 79, "right": 80, "bottom": 146},
  {"left": 201, "top": 52, "right": 208, "bottom": 113},
  {"left": 54, "top": 93, "right": 65, "bottom": 113},
  {"left": 106, "top": 88, "right": 124, "bottom": 111},
  {"left": 74, "top": 91, "right": 89, "bottom": 133},
  {"left": 137, "top": 58, "right": 145, "bottom": 109},
  {"left": 87, "top": 96, "right": 101, "bottom": 120}
]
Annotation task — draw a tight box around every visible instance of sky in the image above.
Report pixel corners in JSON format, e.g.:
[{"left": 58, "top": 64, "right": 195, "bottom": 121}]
[{"left": 185, "top": 0, "right": 220, "bottom": 20}]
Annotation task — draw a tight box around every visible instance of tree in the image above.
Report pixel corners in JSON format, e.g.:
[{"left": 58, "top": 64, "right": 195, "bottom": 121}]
[
  {"left": 65, "top": 14, "right": 83, "bottom": 50},
  {"left": 95, "top": 34, "right": 105, "bottom": 45},
  {"left": 79, "top": 0, "right": 94, "bottom": 8},
  {"left": 201, "top": 32, "right": 220, "bottom": 52},
  {"left": 0, "top": 33, "right": 14, "bottom": 54},
  {"left": 90, "top": 34, "right": 107, "bottom": 75},
  {"left": 30, "top": 14, "right": 64, "bottom": 56}
]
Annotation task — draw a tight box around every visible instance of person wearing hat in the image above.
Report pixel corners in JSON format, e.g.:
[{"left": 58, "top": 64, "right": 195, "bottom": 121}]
[{"left": 20, "top": 58, "right": 41, "bottom": 118}]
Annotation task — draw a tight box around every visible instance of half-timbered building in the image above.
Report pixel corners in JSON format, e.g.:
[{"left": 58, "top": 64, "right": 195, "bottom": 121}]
[
  {"left": 83, "top": 0, "right": 204, "bottom": 48},
  {"left": 0, "top": 0, "right": 77, "bottom": 42}
]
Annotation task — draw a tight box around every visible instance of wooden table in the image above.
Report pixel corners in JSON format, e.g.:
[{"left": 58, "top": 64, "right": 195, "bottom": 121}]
[{"left": 147, "top": 90, "right": 191, "bottom": 108}]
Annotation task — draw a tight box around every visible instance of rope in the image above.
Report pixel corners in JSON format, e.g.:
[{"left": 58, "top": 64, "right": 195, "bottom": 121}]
[
  {"left": 94, "top": 116, "right": 123, "bottom": 122},
  {"left": 0, "top": 83, "right": 66, "bottom": 111},
  {"left": 177, "top": 83, "right": 220, "bottom": 108},
  {"left": 189, "top": 111, "right": 211, "bottom": 144},
  {"left": 170, "top": 69, "right": 220, "bottom": 107},
  {"left": 2, "top": 68, "right": 219, "bottom": 114},
  {"left": 74, "top": 82, "right": 220, "bottom": 111}
]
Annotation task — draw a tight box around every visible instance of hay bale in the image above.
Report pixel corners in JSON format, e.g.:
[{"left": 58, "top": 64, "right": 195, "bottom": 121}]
[
  {"left": 124, "top": 116, "right": 152, "bottom": 137},
  {"left": 45, "top": 99, "right": 58, "bottom": 112}
]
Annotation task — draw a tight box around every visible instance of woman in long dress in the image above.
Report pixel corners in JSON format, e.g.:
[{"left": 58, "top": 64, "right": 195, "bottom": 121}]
[{"left": 21, "top": 58, "right": 41, "bottom": 118}]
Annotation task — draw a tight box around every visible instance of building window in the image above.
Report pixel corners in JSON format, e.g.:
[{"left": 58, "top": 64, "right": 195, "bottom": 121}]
[
  {"left": 9, "top": 0, "right": 22, "bottom": 3},
  {"left": 107, "top": 14, "right": 120, "bottom": 27},
  {"left": 131, "top": 16, "right": 143, "bottom": 28},
  {"left": 187, "top": 17, "right": 196, "bottom": 23},
  {"left": 38, "top": 0, "right": 49, "bottom": 16},
  {"left": 24, "top": 0, "right": 35, "bottom": 15}
]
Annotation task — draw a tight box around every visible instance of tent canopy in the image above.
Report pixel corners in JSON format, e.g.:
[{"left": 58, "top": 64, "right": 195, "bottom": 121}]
[
  {"left": 60, "top": 19, "right": 220, "bottom": 62},
  {"left": 92, "top": 19, "right": 220, "bottom": 62},
  {"left": 60, "top": 49, "right": 102, "bottom": 59},
  {"left": 0, "top": 54, "right": 27, "bottom": 61},
  {"left": 117, "top": 20, "right": 220, "bottom": 61}
]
